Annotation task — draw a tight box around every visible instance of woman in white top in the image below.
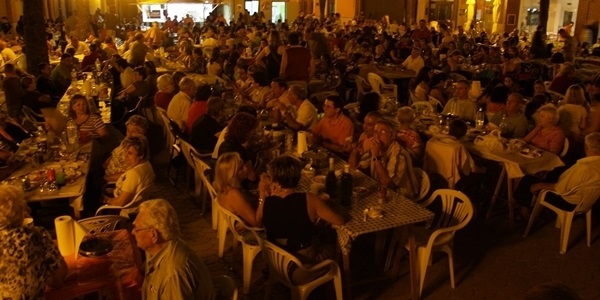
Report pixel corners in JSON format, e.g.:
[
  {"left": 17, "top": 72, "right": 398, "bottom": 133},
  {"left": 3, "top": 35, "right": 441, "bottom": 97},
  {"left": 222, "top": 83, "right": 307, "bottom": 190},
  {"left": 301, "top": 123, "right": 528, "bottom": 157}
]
[
  {"left": 105, "top": 136, "right": 155, "bottom": 207},
  {"left": 558, "top": 85, "right": 588, "bottom": 141},
  {"left": 410, "top": 66, "right": 433, "bottom": 103}
]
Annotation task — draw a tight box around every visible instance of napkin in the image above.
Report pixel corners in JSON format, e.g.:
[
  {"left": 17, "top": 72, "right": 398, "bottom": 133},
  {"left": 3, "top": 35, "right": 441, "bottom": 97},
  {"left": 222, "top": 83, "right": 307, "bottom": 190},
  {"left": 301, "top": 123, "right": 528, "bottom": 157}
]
[{"left": 55, "top": 215, "right": 88, "bottom": 257}]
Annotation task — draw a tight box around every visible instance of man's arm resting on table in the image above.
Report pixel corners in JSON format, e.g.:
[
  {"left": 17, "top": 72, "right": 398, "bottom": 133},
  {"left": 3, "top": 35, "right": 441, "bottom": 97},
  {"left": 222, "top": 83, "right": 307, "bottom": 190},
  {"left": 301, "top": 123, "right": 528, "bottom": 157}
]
[{"left": 530, "top": 182, "right": 556, "bottom": 194}]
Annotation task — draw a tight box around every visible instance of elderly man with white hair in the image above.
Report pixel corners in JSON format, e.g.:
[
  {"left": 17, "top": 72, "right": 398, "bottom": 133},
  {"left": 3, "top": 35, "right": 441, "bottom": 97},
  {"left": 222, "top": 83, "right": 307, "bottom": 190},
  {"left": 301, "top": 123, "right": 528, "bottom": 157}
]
[
  {"left": 515, "top": 132, "right": 600, "bottom": 218},
  {"left": 167, "top": 77, "right": 197, "bottom": 131},
  {"left": 133, "top": 199, "right": 214, "bottom": 300}
]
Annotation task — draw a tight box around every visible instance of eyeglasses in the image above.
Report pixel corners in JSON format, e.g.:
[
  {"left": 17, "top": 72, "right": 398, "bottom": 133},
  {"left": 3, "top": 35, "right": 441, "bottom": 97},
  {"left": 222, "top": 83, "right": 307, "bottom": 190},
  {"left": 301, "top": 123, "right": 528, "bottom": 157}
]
[{"left": 374, "top": 130, "right": 390, "bottom": 136}]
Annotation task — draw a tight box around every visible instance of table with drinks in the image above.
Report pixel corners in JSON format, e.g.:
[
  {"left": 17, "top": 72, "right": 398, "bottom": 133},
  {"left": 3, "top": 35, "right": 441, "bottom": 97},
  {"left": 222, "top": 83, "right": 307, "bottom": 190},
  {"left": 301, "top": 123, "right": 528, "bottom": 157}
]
[
  {"left": 58, "top": 72, "right": 112, "bottom": 124},
  {"left": 291, "top": 143, "right": 434, "bottom": 300}
]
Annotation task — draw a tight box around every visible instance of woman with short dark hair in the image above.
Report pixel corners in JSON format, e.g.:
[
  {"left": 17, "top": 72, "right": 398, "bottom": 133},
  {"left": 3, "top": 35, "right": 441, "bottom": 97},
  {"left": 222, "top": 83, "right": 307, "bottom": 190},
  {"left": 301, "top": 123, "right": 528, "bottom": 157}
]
[{"left": 258, "top": 155, "right": 345, "bottom": 263}]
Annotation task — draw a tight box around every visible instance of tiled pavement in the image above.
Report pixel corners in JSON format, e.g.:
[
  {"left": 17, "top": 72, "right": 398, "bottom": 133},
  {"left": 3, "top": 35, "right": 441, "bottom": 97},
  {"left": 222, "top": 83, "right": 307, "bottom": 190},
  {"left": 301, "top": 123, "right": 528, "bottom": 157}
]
[{"left": 148, "top": 164, "right": 600, "bottom": 300}]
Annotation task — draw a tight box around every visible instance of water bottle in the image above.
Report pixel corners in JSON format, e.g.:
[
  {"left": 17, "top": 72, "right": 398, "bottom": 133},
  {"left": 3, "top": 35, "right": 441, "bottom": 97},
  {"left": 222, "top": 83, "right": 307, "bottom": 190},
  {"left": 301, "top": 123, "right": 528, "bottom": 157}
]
[
  {"left": 340, "top": 164, "right": 353, "bottom": 206},
  {"left": 71, "top": 69, "right": 77, "bottom": 82},
  {"left": 499, "top": 113, "right": 508, "bottom": 136},
  {"left": 325, "top": 158, "right": 337, "bottom": 199},
  {"left": 476, "top": 107, "right": 485, "bottom": 129},
  {"left": 95, "top": 58, "right": 102, "bottom": 71},
  {"left": 66, "top": 119, "right": 79, "bottom": 151}
]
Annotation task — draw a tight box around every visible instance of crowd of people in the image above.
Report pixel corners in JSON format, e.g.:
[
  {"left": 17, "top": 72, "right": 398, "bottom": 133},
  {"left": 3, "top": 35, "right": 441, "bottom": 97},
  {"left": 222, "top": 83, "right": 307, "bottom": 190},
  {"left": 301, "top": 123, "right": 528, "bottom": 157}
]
[{"left": 2, "top": 7, "right": 600, "bottom": 299}]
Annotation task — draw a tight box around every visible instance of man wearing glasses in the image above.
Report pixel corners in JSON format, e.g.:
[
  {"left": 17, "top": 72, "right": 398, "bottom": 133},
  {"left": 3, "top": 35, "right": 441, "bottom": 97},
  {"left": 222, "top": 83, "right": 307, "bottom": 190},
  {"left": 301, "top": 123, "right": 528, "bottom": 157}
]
[{"left": 133, "top": 199, "right": 214, "bottom": 300}]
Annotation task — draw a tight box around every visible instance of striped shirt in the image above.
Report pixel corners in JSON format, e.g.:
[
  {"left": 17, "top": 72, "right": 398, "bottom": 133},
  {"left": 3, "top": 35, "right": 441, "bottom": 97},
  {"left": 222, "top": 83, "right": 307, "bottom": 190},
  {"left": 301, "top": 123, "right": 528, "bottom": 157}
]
[{"left": 75, "top": 115, "right": 105, "bottom": 139}]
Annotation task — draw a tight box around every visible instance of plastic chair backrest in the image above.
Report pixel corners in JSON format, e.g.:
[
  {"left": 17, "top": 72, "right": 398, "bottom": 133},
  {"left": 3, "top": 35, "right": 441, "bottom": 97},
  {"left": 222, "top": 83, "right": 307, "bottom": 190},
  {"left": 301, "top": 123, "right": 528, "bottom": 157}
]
[
  {"left": 262, "top": 239, "right": 307, "bottom": 286},
  {"left": 414, "top": 168, "right": 430, "bottom": 202},
  {"left": 78, "top": 215, "right": 128, "bottom": 235},
  {"left": 367, "top": 73, "right": 385, "bottom": 93},
  {"left": 354, "top": 75, "right": 370, "bottom": 95},
  {"left": 428, "top": 96, "right": 444, "bottom": 112},
  {"left": 568, "top": 186, "right": 600, "bottom": 213},
  {"left": 179, "top": 138, "right": 196, "bottom": 170},
  {"left": 217, "top": 204, "right": 262, "bottom": 244},
  {"left": 411, "top": 101, "right": 434, "bottom": 114},
  {"left": 422, "top": 189, "right": 473, "bottom": 231},
  {"left": 158, "top": 107, "right": 176, "bottom": 149},
  {"left": 213, "top": 275, "right": 238, "bottom": 300},
  {"left": 190, "top": 150, "right": 217, "bottom": 201}
]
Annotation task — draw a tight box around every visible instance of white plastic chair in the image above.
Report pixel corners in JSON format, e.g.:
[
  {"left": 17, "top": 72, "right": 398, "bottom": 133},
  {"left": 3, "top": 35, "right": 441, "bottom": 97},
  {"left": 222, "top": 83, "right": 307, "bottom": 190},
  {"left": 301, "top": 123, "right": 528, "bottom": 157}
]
[
  {"left": 353, "top": 75, "right": 371, "bottom": 102},
  {"left": 524, "top": 186, "right": 600, "bottom": 254},
  {"left": 96, "top": 184, "right": 152, "bottom": 217},
  {"left": 406, "top": 189, "right": 474, "bottom": 297},
  {"left": 213, "top": 275, "right": 238, "bottom": 300},
  {"left": 428, "top": 96, "right": 444, "bottom": 112},
  {"left": 78, "top": 215, "right": 128, "bottom": 235},
  {"left": 217, "top": 204, "right": 264, "bottom": 294},
  {"left": 261, "top": 240, "right": 343, "bottom": 300},
  {"left": 158, "top": 107, "right": 182, "bottom": 186},
  {"left": 367, "top": 72, "right": 397, "bottom": 101},
  {"left": 190, "top": 150, "right": 218, "bottom": 229},
  {"left": 180, "top": 139, "right": 212, "bottom": 213},
  {"left": 414, "top": 168, "right": 431, "bottom": 202}
]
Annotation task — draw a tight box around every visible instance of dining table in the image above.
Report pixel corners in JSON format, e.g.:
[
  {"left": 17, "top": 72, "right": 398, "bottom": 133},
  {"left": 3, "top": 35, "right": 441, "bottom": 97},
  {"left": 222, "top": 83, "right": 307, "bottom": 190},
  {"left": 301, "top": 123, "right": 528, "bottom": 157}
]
[
  {"left": 379, "top": 65, "right": 417, "bottom": 80},
  {"left": 415, "top": 118, "right": 565, "bottom": 222},
  {"left": 45, "top": 229, "right": 143, "bottom": 300},
  {"left": 4, "top": 140, "right": 93, "bottom": 219},
  {"left": 296, "top": 151, "right": 434, "bottom": 300}
]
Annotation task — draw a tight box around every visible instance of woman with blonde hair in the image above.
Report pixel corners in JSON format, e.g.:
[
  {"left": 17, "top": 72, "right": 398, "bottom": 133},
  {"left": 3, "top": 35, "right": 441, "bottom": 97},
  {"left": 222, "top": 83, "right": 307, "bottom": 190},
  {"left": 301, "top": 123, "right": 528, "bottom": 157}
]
[
  {"left": 214, "top": 152, "right": 261, "bottom": 227},
  {"left": 558, "top": 85, "right": 588, "bottom": 140},
  {"left": 0, "top": 185, "right": 67, "bottom": 298},
  {"left": 523, "top": 104, "right": 566, "bottom": 154}
]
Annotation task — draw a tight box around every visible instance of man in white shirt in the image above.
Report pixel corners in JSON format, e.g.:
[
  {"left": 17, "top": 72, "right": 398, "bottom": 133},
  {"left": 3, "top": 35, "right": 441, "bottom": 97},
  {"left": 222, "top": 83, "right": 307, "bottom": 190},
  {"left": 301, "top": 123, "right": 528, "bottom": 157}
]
[
  {"left": 65, "top": 35, "right": 90, "bottom": 55},
  {"left": 201, "top": 32, "right": 219, "bottom": 48},
  {"left": 167, "top": 77, "right": 197, "bottom": 131},
  {"left": 279, "top": 84, "right": 317, "bottom": 131},
  {"left": 401, "top": 46, "right": 425, "bottom": 74},
  {"left": 116, "top": 58, "right": 134, "bottom": 90},
  {"left": 441, "top": 80, "right": 478, "bottom": 121}
]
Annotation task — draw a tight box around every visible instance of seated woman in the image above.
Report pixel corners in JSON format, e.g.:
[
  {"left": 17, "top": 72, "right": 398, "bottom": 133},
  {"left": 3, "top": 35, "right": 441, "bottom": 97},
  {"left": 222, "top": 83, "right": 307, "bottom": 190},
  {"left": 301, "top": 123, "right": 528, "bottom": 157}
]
[
  {"left": 258, "top": 155, "right": 345, "bottom": 263},
  {"left": 217, "top": 112, "right": 259, "bottom": 182},
  {"left": 68, "top": 94, "right": 108, "bottom": 140},
  {"left": 0, "top": 185, "right": 67, "bottom": 298},
  {"left": 410, "top": 66, "right": 433, "bottom": 103},
  {"left": 523, "top": 104, "right": 565, "bottom": 155},
  {"left": 557, "top": 85, "right": 588, "bottom": 141},
  {"left": 396, "top": 107, "right": 423, "bottom": 164},
  {"left": 104, "top": 135, "right": 155, "bottom": 207},
  {"left": 104, "top": 115, "right": 149, "bottom": 182},
  {"left": 116, "top": 66, "right": 150, "bottom": 107},
  {"left": 429, "top": 72, "right": 449, "bottom": 107},
  {"left": 154, "top": 74, "right": 176, "bottom": 111},
  {"left": 214, "top": 152, "right": 261, "bottom": 227}
]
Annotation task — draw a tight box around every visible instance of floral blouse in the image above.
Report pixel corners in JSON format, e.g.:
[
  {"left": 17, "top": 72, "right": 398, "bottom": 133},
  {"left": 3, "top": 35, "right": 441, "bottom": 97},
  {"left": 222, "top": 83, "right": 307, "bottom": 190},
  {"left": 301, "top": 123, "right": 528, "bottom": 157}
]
[{"left": 0, "top": 226, "right": 63, "bottom": 299}]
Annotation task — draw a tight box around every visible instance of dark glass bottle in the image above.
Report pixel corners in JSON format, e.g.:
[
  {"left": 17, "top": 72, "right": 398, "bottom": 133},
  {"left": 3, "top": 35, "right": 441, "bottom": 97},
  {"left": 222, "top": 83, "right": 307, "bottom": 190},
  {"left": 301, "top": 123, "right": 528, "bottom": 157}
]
[
  {"left": 325, "top": 157, "right": 337, "bottom": 199},
  {"left": 340, "top": 164, "right": 353, "bottom": 206}
]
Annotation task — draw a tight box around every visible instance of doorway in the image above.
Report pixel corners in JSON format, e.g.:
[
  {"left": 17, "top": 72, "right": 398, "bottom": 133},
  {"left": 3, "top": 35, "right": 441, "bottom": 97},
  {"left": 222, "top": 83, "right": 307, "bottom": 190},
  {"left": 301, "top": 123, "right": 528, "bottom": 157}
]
[{"left": 272, "top": 2, "right": 286, "bottom": 23}]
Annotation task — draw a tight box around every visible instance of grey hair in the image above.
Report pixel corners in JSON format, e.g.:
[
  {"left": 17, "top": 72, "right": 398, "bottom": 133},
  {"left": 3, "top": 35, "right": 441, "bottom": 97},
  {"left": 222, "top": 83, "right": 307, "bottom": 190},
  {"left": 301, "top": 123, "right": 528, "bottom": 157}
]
[
  {"left": 156, "top": 74, "right": 174, "bottom": 92},
  {"left": 585, "top": 132, "right": 600, "bottom": 154},
  {"left": 288, "top": 84, "right": 307, "bottom": 100},
  {"left": 0, "top": 185, "right": 26, "bottom": 228},
  {"left": 125, "top": 115, "right": 149, "bottom": 133},
  {"left": 536, "top": 104, "right": 559, "bottom": 125},
  {"left": 178, "top": 76, "right": 196, "bottom": 91},
  {"left": 138, "top": 199, "right": 180, "bottom": 241},
  {"left": 122, "top": 135, "right": 150, "bottom": 161}
]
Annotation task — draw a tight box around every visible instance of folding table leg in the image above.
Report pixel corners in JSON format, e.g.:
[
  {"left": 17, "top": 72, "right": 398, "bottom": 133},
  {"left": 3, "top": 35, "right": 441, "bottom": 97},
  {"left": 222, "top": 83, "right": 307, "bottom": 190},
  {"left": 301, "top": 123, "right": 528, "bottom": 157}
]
[{"left": 486, "top": 164, "right": 506, "bottom": 220}]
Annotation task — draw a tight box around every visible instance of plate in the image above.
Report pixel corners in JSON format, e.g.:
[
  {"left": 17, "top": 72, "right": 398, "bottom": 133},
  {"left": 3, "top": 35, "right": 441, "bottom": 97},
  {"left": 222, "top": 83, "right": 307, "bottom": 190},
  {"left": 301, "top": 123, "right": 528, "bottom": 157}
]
[
  {"left": 79, "top": 237, "right": 113, "bottom": 257},
  {"left": 520, "top": 149, "right": 541, "bottom": 158},
  {"left": 312, "top": 175, "right": 326, "bottom": 184}
]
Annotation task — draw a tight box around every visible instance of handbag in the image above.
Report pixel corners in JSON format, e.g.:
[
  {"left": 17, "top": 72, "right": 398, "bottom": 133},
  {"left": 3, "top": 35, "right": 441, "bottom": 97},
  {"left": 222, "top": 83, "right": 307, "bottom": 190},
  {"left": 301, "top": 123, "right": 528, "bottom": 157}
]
[{"left": 474, "top": 129, "right": 506, "bottom": 152}]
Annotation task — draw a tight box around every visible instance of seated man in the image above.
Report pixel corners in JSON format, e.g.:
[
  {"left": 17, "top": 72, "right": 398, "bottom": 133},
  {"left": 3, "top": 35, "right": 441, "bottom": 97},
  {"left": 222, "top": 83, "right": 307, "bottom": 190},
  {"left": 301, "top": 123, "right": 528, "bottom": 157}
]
[
  {"left": 362, "top": 119, "right": 419, "bottom": 199},
  {"left": 441, "top": 79, "right": 478, "bottom": 122},
  {"left": 21, "top": 76, "right": 54, "bottom": 116},
  {"left": 311, "top": 95, "right": 354, "bottom": 154},
  {"left": 514, "top": 132, "right": 600, "bottom": 218},
  {"left": 190, "top": 97, "right": 225, "bottom": 154},
  {"left": 167, "top": 77, "right": 197, "bottom": 132},
  {"left": 489, "top": 93, "right": 529, "bottom": 138},
  {"left": 133, "top": 199, "right": 214, "bottom": 300},
  {"left": 278, "top": 84, "right": 317, "bottom": 131},
  {"left": 349, "top": 111, "right": 382, "bottom": 170}
]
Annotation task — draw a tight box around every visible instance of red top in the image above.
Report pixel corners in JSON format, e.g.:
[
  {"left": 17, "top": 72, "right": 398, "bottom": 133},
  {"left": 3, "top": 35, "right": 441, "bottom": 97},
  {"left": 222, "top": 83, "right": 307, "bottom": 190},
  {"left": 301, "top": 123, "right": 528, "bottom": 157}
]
[
  {"left": 284, "top": 47, "right": 311, "bottom": 81},
  {"left": 186, "top": 101, "right": 208, "bottom": 134},
  {"left": 154, "top": 91, "right": 175, "bottom": 111}
]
